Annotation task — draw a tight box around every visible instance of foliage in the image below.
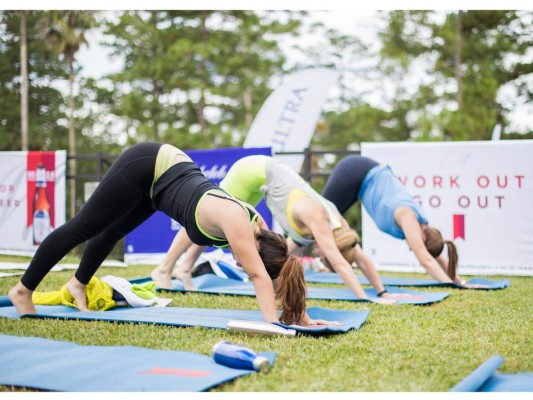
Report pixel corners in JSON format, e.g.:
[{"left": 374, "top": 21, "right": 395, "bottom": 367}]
[
  {"left": 378, "top": 10, "right": 532, "bottom": 140},
  {"left": 0, "top": 11, "right": 68, "bottom": 151},
  {"left": 89, "top": 11, "right": 302, "bottom": 149}
]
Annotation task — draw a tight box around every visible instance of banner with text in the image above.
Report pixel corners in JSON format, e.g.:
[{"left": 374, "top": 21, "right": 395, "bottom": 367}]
[
  {"left": 244, "top": 68, "right": 339, "bottom": 172},
  {"left": 124, "top": 147, "right": 273, "bottom": 265},
  {"left": 361, "top": 141, "right": 533, "bottom": 276},
  {"left": 0, "top": 151, "right": 67, "bottom": 255}
]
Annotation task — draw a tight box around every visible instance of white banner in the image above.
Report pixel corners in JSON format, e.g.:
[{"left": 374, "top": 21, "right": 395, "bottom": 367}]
[
  {"left": 361, "top": 141, "right": 533, "bottom": 276},
  {"left": 0, "top": 150, "right": 66, "bottom": 255},
  {"left": 244, "top": 68, "right": 339, "bottom": 172}
]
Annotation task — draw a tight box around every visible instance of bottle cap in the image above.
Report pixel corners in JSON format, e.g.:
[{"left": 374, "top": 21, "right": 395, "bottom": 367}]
[{"left": 252, "top": 355, "right": 270, "bottom": 373}]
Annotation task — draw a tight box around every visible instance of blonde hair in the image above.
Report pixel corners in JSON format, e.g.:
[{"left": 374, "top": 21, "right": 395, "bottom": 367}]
[
  {"left": 322, "top": 228, "right": 360, "bottom": 272},
  {"left": 424, "top": 226, "right": 459, "bottom": 280}
]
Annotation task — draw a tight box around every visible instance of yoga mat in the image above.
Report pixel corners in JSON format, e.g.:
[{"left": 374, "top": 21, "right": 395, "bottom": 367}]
[
  {"left": 0, "top": 260, "right": 127, "bottom": 272},
  {"left": 451, "top": 355, "right": 533, "bottom": 392},
  {"left": 0, "top": 334, "right": 276, "bottom": 392},
  {"left": 304, "top": 270, "right": 510, "bottom": 290},
  {"left": 131, "top": 274, "right": 450, "bottom": 305},
  {"left": 0, "top": 298, "right": 368, "bottom": 335},
  {"left": 0, "top": 272, "right": 23, "bottom": 278}
]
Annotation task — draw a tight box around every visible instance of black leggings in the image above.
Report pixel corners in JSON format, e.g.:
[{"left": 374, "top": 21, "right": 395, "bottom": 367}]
[
  {"left": 21, "top": 142, "right": 162, "bottom": 290},
  {"left": 321, "top": 155, "right": 379, "bottom": 215}
]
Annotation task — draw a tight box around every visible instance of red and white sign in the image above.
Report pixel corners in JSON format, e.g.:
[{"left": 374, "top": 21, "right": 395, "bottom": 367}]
[
  {"left": 361, "top": 141, "right": 533, "bottom": 276},
  {"left": 0, "top": 151, "right": 66, "bottom": 255}
]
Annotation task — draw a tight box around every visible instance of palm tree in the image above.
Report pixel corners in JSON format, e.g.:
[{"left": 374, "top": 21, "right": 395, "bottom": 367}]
[
  {"left": 17, "top": 10, "right": 29, "bottom": 151},
  {"left": 38, "top": 11, "right": 97, "bottom": 218}
]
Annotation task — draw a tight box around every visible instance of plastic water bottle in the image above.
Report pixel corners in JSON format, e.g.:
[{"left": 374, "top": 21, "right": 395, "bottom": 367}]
[{"left": 212, "top": 341, "right": 270, "bottom": 372}]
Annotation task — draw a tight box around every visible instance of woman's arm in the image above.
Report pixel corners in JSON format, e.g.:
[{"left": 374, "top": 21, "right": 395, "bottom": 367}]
[
  {"left": 219, "top": 204, "right": 279, "bottom": 323},
  {"left": 306, "top": 211, "right": 369, "bottom": 299},
  {"left": 353, "top": 245, "right": 386, "bottom": 293},
  {"left": 397, "top": 210, "right": 453, "bottom": 283}
]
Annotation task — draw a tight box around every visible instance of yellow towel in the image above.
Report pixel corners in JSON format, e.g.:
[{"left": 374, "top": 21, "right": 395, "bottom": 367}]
[{"left": 32, "top": 276, "right": 116, "bottom": 311}]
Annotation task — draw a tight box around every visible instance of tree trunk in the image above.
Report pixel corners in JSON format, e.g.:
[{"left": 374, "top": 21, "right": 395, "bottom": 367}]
[
  {"left": 68, "top": 62, "right": 76, "bottom": 219},
  {"left": 19, "top": 11, "right": 29, "bottom": 151},
  {"left": 240, "top": 35, "right": 253, "bottom": 128},
  {"left": 454, "top": 11, "right": 463, "bottom": 110},
  {"left": 197, "top": 11, "right": 208, "bottom": 132}
]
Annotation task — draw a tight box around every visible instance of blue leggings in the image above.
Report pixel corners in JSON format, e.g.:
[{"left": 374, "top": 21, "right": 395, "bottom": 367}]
[{"left": 321, "top": 155, "right": 378, "bottom": 215}]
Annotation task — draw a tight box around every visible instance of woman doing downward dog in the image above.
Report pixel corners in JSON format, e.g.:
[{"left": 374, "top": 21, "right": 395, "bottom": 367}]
[
  {"left": 322, "top": 155, "right": 468, "bottom": 285},
  {"left": 9, "top": 143, "right": 325, "bottom": 325},
  {"left": 154, "top": 155, "right": 400, "bottom": 304}
]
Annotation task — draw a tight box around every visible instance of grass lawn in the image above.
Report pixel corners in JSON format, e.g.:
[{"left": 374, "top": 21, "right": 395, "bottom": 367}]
[{"left": 0, "top": 255, "right": 531, "bottom": 392}]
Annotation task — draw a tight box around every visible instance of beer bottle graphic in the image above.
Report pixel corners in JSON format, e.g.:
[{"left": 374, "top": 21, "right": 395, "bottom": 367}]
[{"left": 33, "top": 163, "right": 51, "bottom": 245}]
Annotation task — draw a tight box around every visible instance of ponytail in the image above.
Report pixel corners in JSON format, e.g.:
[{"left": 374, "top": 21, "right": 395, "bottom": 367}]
[
  {"left": 424, "top": 226, "right": 459, "bottom": 280},
  {"left": 277, "top": 256, "right": 307, "bottom": 325},
  {"left": 445, "top": 240, "right": 458, "bottom": 280},
  {"left": 255, "top": 229, "right": 307, "bottom": 325}
]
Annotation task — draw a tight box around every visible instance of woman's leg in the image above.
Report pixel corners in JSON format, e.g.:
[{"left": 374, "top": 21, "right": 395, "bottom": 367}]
[
  {"left": 322, "top": 155, "right": 379, "bottom": 214},
  {"left": 67, "top": 197, "right": 155, "bottom": 310},
  {"left": 9, "top": 142, "right": 160, "bottom": 314}
]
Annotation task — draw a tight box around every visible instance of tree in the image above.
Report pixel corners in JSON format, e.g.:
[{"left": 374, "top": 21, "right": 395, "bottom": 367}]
[
  {"left": 37, "top": 11, "right": 98, "bottom": 217},
  {"left": 17, "top": 10, "right": 28, "bottom": 151},
  {"left": 94, "top": 11, "right": 300, "bottom": 149},
  {"left": 0, "top": 11, "right": 68, "bottom": 151},
  {"left": 379, "top": 10, "right": 533, "bottom": 140}
]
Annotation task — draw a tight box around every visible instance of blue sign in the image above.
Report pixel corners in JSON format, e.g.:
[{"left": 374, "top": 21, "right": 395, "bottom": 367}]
[{"left": 124, "top": 147, "right": 273, "bottom": 257}]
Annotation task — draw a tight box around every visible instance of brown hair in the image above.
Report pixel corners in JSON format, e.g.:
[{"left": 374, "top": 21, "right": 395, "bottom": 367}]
[
  {"left": 423, "top": 226, "right": 459, "bottom": 280},
  {"left": 255, "top": 230, "right": 307, "bottom": 325},
  {"left": 322, "top": 228, "right": 360, "bottom": 272}
]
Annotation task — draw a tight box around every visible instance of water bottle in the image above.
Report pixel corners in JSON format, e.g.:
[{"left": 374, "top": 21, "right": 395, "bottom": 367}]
[{"left": 212, "top": 341, "right": 270, "bottom": 372}]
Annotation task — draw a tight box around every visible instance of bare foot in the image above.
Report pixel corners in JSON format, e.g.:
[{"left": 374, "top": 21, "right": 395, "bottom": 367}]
[
  {"left": 65, "top": 278, "right": 89, "bottom": 311},
  {"left": 151, "top": 267, "right": 174, "bottom": 289},
  {"left": 8, "top": 282, "right": 36, "bottom": 315},
  {"left": 174, "top": 267, "right": 197, "bottom": 291}
]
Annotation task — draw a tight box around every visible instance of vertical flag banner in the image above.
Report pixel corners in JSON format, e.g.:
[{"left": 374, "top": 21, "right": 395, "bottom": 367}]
[
  {"left": 124, "top": 147, "right": 273, "bottom": 265},
  {"left": 244, "top": 68, "right": 339, "bottom": 172},
  {"left": 0, "top": 151, "right": 66, "bottom": 255},
  {"left": 361, "top": 141, "right": 533, "bottom": 276}
]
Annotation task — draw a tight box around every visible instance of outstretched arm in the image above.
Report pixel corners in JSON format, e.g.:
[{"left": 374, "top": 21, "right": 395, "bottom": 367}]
[
  {"left": 399, "top": 213, "right": 453, "bottom": 283},
  {"left": 307, "top": 214, "right": 369, "bottom": 299},
  {"left": 221, "top": 207, "right": 279, "bottom": 323},
  {"left": 353, "top": 245, "right": 386, "bottom": 293}
]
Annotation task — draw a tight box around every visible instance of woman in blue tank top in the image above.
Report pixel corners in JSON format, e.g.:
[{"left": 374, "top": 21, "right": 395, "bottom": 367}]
[{"left": 322, "top": 155, "right": 469, "bottom": 286}]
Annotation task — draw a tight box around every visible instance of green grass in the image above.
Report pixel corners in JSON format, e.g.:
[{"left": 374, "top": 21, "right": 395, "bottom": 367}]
[{"left": 0, "top": 256, "right": 532, "bottom": 392}]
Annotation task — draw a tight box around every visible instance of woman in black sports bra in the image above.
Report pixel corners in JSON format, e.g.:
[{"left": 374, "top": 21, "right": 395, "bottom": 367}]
[{"left": 8, "top": 142, "right": 328, "bottom": 326}]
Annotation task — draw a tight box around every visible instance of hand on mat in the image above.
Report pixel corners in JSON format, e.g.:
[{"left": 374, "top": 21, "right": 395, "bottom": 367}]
[
  {"left": 298, "top": 319, "right": 342, "bottom": 327},
  {"left": 383, "top": 293, "right": 425, "bottom": 301},
  {"left": 462, "top": 283, "right": 489, "bottom": 289},
  {"left": 370, "top": 297, "right": 397, "bottom": 305}
]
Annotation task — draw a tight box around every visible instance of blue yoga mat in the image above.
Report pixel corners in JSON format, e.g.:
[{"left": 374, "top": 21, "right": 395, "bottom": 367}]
[
  {"left": 451, "top": 355, "right": 533, "bottom": 392},
  {"left": 0, "top": 334, "right": 276, "bottom": 392},
  {"left": 131, "top": 274, "right": 450, "bottom": 305},
  {"left": 304, "top": 270, "right": 510, "bottom": 290},
  {"left": 0, "top": 297, "right": 368, "bottom": 335}
]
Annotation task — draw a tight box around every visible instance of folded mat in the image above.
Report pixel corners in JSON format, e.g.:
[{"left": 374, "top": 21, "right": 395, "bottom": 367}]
[
  {"left": 450, "top": 355, "right": 533, "bottom": 392},
  {"left": 0, "top": 297, "right": 368, "bottom": 335},
  {"left": 0, "top": 334, "right": 276, "bottom": 392},
  {"left": 0, "top": 272, "right": 23, "bottom": 278},
  {"left": 0, "top": 260, "right": 127, "bottom": 271},
  {"left": 130, "top": 274, "right": 450, "bottom": 305},
  {"left": 304, "top": 270, "right": 510, "bottom": 290}
]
